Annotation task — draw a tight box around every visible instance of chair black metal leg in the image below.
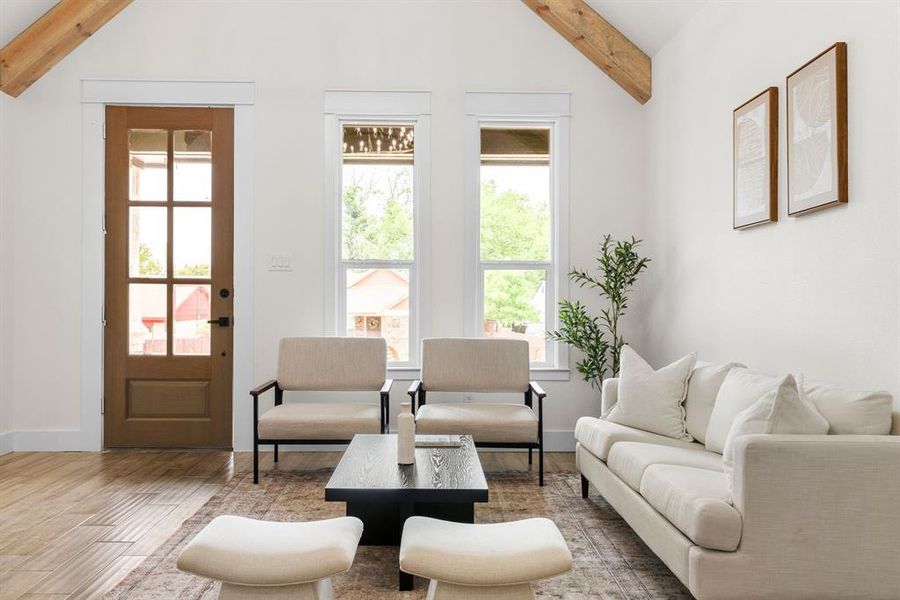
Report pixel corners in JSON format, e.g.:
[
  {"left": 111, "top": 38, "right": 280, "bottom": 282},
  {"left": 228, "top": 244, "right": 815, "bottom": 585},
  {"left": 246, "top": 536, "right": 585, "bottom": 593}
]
[
  {"left": 539, "top": 444, "right": 544, "bottom": 487},
  {"left": 581, "top": 474, "right": 589, "bottom": 498},
  {"left": 253, "top": 440, "right": 259, "bottom": 484},
  {"left": 528, "top": 448, "right": 533, "bottom": 465},
  {"left": 274, "top": 443, "right": 279, "bottom": 463}
]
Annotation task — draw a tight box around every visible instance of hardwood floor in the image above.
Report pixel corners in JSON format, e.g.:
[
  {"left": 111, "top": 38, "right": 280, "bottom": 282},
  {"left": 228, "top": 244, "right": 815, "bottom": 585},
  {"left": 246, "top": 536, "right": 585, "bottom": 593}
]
[{"left": 0, "top": 449, "right": 575, "bottom": 599}]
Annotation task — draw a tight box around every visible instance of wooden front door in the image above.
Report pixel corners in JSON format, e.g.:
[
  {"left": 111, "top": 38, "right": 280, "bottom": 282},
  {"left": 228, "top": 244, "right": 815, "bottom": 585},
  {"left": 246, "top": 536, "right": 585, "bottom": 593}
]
[{"left": 104, "top": 106, "right": 234, "bottom": 448}]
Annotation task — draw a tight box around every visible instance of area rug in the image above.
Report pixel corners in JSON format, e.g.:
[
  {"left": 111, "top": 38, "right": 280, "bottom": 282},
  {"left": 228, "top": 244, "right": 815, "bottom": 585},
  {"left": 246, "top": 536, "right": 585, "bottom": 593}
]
[{"left": 106, "top": 470, "right": 691, "bottom": 599}]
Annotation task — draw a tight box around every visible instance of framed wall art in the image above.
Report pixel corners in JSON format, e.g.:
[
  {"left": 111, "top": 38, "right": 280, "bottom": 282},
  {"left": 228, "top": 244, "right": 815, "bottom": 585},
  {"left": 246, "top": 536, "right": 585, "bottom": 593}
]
[
  {"left": 734, "top": 87, "right": 778, "bottom": 229},
  {"left": 787, "top": 42, "right": 848, "bottom": 215}
]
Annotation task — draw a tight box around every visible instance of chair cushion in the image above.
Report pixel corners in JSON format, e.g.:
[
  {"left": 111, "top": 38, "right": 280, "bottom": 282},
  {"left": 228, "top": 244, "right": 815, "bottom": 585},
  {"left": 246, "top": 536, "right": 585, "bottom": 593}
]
[
  {"left": 574, "top": 417, "right": 700, "bottom": 461},
  {"left": 607, "top": 441, "right": 723, "bottom": 492},
  {"left": 421, "top": 338, "right": 529, "bottom": 392},
  {"left": 176, "top": 516, "right": 363, "bottom": 586},
  {"left": 257, "top": 402, "right": 380, "bottom": 440},
  {"left": 639, "top": 465, "right": 742, "bottom": 552},
  {"left": 415, "top": 403, "right": 538, "bottom": 443},
  {"left": 399, "top": 516, "right": 572, "bottom": 586},
  {"left": 277, "top": 337, "right": 386, "bottom": 391}
]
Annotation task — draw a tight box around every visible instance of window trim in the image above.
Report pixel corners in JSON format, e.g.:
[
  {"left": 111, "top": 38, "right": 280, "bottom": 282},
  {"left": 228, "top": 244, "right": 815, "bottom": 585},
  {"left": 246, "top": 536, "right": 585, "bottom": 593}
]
[
  {"left": 324, "top": 91, "right": 431, "bottom": 369},
  {"left": 464, "top": 92, "right": 571, "bottom": 374}
]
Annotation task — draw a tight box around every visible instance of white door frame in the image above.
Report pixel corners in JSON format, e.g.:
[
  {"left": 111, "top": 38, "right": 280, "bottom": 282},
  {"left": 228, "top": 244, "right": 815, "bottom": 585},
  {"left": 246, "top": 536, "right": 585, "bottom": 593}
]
[{"left": 18, "top": 79, "right": 256, "bottom": 452}]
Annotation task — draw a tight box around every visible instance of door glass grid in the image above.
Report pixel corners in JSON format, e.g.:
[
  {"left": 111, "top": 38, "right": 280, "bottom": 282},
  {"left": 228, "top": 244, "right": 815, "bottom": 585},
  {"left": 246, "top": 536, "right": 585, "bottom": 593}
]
[{"left": 127, "top": 128, "right": 213, "bottom": 356}]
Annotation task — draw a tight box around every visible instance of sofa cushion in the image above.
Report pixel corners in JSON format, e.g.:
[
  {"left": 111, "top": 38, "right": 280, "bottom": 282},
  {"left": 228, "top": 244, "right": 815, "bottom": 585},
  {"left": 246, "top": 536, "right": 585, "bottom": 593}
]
[
  {"left": 723, "top": 375, "right": 829, "bottom": 491},
  {"left": 684, "top": 361, "right": 744, "bottom": 443},
  {"left": 803, "top": 380, "right": 893, "bottom": 435},
  {"left": 705, "top": 369, "right": 782, "bottom": 453},
  {"left": 415, "top": 403, "right": 538, "bottom": 443},
  {"left": 574, "top": 417, "right": 700, "bottom": 462},
  {"left": 257, "top": 402, "right": 381, "bottom": 440},
  {"left": 607, "top": 442, "right": 723, "bottom": 492},
  {"left": 606, "top": 346, "right": 697, "bottom": 440},
  {"left": 640, "top": 464, "right": 742, "bottom": 552}
]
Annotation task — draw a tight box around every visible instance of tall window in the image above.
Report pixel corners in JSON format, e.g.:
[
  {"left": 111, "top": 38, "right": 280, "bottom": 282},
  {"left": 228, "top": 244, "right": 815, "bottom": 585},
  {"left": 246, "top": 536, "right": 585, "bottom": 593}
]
[
  {"left": 466, "top": 92, "right": 570, "bottom": 372},
  {"left": 479, "top": 126, "right": 552, "bottom": 363},
  {"left": 326, "top": 92, "right": 430, "bottom": 370},
  {"left": 340, "top": 124, "right": 415, "bottom": 363}
]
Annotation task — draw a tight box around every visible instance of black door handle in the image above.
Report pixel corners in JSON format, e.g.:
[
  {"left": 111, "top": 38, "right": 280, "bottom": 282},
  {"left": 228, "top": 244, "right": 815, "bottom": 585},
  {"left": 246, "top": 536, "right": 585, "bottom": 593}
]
[{"left": 207, "top": 316, "right": 230, "bottom": 327}]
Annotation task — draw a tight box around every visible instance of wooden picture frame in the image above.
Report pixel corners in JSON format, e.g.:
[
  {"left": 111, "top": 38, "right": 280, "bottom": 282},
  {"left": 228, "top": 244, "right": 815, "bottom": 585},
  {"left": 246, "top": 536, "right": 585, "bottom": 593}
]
[
  {"left": 787, "top": 42, "right": 848, "bottom": 215},
  {"left": 733, "top": 87, "right": 778, "bottom": 229}
]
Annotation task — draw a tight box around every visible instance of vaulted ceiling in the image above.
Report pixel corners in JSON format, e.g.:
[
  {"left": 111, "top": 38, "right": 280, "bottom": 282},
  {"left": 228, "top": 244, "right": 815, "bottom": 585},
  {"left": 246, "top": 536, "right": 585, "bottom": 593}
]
[{"left": 0, "top": 0, "right": 707, "bottom": 101}]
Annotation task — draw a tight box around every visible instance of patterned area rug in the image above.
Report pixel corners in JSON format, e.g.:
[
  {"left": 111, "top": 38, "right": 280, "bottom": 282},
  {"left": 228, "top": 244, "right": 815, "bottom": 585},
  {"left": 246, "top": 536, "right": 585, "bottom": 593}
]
[{"left": 106, "top": 470, "right": 690, "bottom": 599}]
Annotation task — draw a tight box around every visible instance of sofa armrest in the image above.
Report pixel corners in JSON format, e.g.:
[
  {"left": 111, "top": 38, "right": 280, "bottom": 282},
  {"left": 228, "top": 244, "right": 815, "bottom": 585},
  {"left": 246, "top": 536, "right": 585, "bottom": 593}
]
[
  {"left": 600, "top": 378, "right": 619, "bottom": 417},
  {"left": 732, "top": 433, "right": 900, "bottom": 552},
  {"left": 892, "top": 410, "right": 900, "bottom": 435}
]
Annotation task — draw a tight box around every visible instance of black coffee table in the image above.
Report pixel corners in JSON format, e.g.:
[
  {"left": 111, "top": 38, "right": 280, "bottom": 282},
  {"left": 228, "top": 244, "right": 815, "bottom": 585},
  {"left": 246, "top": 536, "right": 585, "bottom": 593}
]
[{"left": 325, "top": 433, "right": 489, "bottom": 590}]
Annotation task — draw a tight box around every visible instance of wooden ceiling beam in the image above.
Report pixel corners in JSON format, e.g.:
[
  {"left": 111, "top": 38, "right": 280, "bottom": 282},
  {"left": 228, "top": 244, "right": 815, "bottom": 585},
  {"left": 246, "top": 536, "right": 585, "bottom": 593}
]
[
  {"left": 521, "top": 0, "right": 651, "bottom": 104},
  {"left": 0, "top": 0, "right": 134, "bottom": 98}
]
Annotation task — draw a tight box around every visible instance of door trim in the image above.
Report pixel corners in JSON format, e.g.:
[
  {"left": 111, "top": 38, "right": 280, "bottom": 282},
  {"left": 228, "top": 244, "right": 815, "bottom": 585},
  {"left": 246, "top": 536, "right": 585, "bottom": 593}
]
[{"left": 7, "top": 80, "right": 255, "bottom": 452}]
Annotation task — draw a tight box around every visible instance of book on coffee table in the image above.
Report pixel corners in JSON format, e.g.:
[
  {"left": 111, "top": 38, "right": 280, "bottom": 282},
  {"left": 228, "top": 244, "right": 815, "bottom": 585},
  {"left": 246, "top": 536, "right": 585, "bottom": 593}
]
[{"left": 415, "top": 434, "right": 463, "bottom": 447}]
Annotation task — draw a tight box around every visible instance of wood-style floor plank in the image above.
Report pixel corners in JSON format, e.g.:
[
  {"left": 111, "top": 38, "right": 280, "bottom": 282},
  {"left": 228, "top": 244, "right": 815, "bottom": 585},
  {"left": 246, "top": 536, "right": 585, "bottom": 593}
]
[{"left": 0, "top": 449, "right": 575, "bottom": 599}]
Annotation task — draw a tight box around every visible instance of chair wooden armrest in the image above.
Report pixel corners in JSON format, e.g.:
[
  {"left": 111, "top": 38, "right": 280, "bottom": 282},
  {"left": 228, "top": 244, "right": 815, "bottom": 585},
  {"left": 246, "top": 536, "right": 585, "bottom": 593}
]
[
  {"left": 250, "top": 379, "right": 277, "bottom": 398},
  {"left": 529, "top": 381, "right": 546, "bottom": 399},
  {"left": 381, "top": 379, "right": 394, "bottom": 396}
]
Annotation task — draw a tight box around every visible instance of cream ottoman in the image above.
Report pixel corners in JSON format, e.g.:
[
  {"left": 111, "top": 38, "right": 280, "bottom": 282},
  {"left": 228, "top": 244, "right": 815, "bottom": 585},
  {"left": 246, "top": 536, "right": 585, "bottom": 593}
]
[
  {"left": 399, "top": 516, "right": 573, "bottom": 599},
  {"left": 177, "top": 515, "right": 363, "bottom": 600}
]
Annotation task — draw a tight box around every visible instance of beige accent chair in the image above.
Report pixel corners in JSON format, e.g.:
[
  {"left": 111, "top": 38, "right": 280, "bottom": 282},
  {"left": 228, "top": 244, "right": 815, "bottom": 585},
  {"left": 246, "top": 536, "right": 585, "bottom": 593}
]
[
  {"left": 399, "top": 516, "right": 573, "bottom": 599},
  {"left": 250, "top": 337, "right": 391, "bottom": 483},
  {"left": 177, "top": 515, "right": 363, "bottom": 599},
  {"left": 408, "top": 338, "right": 547, "bottom": 485}
]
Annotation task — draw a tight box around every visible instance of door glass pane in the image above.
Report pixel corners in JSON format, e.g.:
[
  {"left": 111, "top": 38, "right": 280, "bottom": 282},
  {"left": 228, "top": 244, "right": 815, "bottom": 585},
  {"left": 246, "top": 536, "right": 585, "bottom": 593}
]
[
  {"left": 129, "top": 207, "right": 167, "bottom": 278},
  {"left": 174, "top": 284, "right": 211, "bottom": 356},
  {"left": 129, "top": 129, "right": 168, "bottom": 201},
  {"left": 129, "top": 284, "right": 167, "bottom": 355},
  {"left": 341, "top": 124, "right": 414, "bottom": 260},
  {"left": 174, "top": 130, "right": 212, "bottom": 202},
  {"left": 480, "top": 127, "right": 551, "bottom": 261},
  {"left": 483, "top": 269, "right": 546, "bottom": 362},
  {"left": 346, "top": 268, "right": 409, "bottom": 362},
  {"left": 173, "top": 207, "right": 211, "bottom": 278}
]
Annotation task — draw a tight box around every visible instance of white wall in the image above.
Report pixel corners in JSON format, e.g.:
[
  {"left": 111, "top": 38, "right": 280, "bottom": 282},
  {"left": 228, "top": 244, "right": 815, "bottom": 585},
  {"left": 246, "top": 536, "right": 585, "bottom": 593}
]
[
  {"left": 0, "top": 0, "right": 650, "bottom": 450},
  {"left": 0, "top": 89, "right": 11, "bottom": 451},
  {"left": 643, "top": 1, "right": 900, "bottom": 402}
]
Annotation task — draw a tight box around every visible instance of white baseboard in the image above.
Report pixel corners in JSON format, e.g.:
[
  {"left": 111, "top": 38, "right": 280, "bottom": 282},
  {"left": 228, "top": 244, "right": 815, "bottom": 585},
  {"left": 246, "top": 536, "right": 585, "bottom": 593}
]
[
  {"left": 11, "top": 430, "right": 98, "bottom": 452},
  {"left": 0, "top": 431, "right": 13, "bottom": 456},
  {"left": 255, "top": 430, "right": 576, "bottom": 453}
]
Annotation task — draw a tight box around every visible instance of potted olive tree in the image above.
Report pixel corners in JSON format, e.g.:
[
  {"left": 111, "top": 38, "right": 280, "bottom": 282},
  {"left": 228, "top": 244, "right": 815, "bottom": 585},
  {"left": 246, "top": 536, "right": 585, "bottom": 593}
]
[{"left": 547, "top": 235, "right": 650, "bottom": 389}]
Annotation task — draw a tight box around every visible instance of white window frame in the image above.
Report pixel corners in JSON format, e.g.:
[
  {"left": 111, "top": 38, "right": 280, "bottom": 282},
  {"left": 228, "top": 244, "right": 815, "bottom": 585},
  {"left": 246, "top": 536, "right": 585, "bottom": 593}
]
[
  {"left": 464, "top": 92, "right": 570, "bottom": 379},
  {"left": 324, "top": 91, "right": 431, "bottom": 372}
]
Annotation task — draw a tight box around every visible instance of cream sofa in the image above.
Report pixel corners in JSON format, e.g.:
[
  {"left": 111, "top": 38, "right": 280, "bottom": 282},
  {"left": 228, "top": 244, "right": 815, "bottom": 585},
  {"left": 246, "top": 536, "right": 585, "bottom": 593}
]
[{"left": 576, "top": 374, "right": 900, "bottom": 600}]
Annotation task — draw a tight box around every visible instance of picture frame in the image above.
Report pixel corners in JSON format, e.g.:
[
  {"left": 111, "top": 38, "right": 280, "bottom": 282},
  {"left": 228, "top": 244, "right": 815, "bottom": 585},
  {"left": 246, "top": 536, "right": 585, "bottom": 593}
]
[
  {"left": 786, "top": 42, "right": 848, "bottom": 215},
  {"left": 733, "top": 87, "right": 778, "bottom": 229}
]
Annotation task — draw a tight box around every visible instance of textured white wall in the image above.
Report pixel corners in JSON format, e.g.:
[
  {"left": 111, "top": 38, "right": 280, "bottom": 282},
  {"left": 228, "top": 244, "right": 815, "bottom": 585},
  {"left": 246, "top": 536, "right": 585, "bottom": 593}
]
[
  {"left": 0, "top": 0, "right": 650, "bottom": 447},
  {"left": 643, "top": 1, "right": 900, "bottom": 402}
]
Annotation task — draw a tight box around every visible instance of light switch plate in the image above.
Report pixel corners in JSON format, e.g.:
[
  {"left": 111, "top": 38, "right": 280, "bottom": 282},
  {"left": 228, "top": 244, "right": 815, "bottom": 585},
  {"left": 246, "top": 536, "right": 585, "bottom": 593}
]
[{"left": 268, "top": 253, "right": 293, "bottom": 271}]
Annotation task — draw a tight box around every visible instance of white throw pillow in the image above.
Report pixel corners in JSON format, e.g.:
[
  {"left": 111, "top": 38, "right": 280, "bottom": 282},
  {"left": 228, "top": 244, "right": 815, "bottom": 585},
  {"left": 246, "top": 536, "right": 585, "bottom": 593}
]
[
  {"left": 606, "top": 346, "right": 697, "bottom": 440},
  {"left": 722, "top": 374, "right": 829, "bottom": 492},
  {"left": 705, "top": 368, "right": 782, "bottom": 454},
  {"left": 684, "top": 361, "right": 745, "bottom": 444},
  {"left": 802, "top": 380, "right": 893, "bottom": 435}
]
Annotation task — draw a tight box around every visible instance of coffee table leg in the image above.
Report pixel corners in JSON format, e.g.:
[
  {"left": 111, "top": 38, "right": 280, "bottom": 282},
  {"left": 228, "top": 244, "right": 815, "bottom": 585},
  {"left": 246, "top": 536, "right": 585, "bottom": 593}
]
[{"left": 399, "top": 570, "right": 414, "bottom": 591}]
